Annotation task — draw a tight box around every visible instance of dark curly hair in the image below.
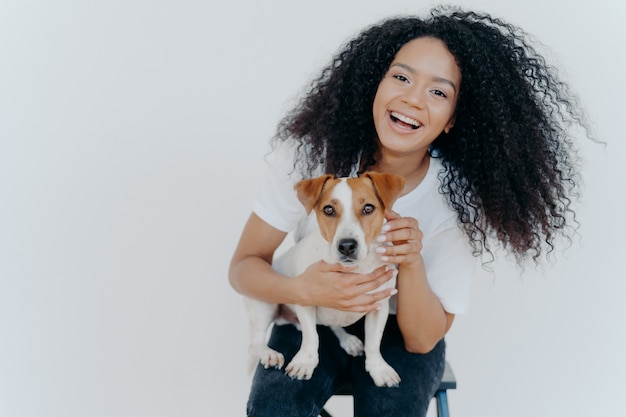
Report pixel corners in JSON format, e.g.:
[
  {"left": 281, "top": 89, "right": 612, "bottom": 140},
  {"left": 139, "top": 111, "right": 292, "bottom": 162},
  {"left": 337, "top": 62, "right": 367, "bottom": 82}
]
[{"left": 273, "top": 6, "right": 592, "bottom": 262}]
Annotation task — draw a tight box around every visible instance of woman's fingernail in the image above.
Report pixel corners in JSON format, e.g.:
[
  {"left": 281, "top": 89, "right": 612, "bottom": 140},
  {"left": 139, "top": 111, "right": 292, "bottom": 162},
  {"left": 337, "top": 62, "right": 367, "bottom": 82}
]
[
  {"left": 382, "top": 224, "right": 390, "bottom": 232},
  {"left": 390, "top": 289, "right": 398, "bottom": 296},
  {"left": 376, "top": 234, "right": 386, "bottom": 242},
  {"left": 381, "top": 256, "right": 389, "bottom": 262},
  {"left": 375, "top": 246, "right": 386, "bottom": 253}
]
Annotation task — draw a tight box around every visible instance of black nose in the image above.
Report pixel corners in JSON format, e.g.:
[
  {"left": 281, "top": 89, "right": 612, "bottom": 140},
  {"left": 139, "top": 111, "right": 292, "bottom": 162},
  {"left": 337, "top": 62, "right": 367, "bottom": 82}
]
[{"left": 337, "top": 238, "right": 358, "bottom": 256}]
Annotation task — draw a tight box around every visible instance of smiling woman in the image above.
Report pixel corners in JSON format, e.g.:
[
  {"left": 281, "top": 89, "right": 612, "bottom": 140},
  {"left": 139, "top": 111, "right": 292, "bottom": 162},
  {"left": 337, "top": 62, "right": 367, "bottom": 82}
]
[{"left": 228, "top": 5, "right": 596, "bottom": 417}]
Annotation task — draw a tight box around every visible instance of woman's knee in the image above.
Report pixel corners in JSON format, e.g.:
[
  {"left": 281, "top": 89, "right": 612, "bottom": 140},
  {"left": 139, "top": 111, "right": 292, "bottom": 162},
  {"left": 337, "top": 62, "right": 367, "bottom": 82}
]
[{"left": 246, "top": 366, "right": 329, "bottom": 417}]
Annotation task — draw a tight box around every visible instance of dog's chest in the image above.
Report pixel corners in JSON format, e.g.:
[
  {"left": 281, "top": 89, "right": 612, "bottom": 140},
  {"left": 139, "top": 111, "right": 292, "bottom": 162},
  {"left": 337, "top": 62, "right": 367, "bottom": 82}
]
[
  {"left": 274, "top": 228, "right": 396, "bottom": 328},
  {"left": 316, "top": 308, "right": 365, "bottom": 327}
]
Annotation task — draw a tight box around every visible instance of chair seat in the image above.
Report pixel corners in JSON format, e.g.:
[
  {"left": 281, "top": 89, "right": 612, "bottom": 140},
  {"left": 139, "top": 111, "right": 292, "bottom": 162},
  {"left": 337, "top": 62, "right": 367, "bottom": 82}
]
[{"left": 438, "top": 361, "right": 457, "bottom": 390}]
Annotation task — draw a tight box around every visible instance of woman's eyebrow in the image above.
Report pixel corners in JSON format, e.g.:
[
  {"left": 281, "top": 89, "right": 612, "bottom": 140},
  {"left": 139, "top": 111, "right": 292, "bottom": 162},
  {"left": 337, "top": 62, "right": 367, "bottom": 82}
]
[{"left": 391, "top": 62, "right": 457, "bottom": 93}]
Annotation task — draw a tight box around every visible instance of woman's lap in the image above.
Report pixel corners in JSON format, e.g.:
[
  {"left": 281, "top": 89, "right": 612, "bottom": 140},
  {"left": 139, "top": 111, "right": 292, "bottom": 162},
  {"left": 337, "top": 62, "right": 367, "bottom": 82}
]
[
  {"left": 350, "top": 319, "right": 445, "bottom": 417},
  {"left": 246, "top": 316, "right": 445, "bottom": 417}
]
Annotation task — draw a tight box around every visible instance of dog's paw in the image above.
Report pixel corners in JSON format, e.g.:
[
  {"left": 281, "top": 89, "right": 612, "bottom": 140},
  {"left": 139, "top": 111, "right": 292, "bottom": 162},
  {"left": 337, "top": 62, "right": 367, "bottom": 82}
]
[
  {"left": 366, "top": 359, "right": 401, "bottom": 388},
  {"left": 337, "top": 333, "right": 364, "bottom": 357},
  {"left": 284, "top": 351, "right": 319, "bottom": 380},
  {"left": 250, "top": 345, "right": 285, "bottom": 369}
]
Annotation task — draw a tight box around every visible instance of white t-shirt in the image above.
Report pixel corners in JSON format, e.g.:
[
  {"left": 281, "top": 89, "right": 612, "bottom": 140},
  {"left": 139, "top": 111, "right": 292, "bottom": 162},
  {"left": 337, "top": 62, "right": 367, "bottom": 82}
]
[{"left": 253, "top": 144, "right": 477, "bottom": 315}]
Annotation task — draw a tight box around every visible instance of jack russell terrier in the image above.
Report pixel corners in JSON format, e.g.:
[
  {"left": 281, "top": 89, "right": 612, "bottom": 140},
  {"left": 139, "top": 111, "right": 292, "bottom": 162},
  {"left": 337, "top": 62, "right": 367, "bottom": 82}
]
[{"left": 245, "top": 172, "right": 405, "bottom": 387}]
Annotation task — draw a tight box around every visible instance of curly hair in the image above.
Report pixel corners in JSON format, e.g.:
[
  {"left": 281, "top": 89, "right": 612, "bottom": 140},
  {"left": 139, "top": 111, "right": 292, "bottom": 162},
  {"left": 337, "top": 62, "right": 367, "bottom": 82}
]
[{"left": 272, "top": 6, "right": 592, "bottom": 262}]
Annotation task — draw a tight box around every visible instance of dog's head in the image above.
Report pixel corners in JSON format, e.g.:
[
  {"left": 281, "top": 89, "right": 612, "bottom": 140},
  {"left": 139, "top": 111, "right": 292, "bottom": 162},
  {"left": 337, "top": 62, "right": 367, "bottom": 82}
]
[{"left": 294, "top": 172, "right": 405, "bottom": 265}]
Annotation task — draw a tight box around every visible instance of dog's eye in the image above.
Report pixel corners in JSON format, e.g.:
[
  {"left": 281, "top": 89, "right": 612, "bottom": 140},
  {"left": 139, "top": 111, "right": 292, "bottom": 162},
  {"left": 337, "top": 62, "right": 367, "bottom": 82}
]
[
  {"left": 362, "top": 204, "right": 375, "bottom": 215},
  {"left": 322, "top": 205, "right": 335, "bottom": 216}
]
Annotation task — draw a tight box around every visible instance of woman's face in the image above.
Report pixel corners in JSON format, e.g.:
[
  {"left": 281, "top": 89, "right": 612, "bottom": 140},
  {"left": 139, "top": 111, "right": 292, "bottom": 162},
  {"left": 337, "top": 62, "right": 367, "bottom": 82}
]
[{"left": 372, "top": 37, "right": 461, "bottom": 157}]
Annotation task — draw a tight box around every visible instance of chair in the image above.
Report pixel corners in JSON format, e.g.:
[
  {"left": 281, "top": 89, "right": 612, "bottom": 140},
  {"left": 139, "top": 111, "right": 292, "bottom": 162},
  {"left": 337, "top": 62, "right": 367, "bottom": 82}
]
[{"left": 319, "top": 361, "right": 456, "bottom": 417}]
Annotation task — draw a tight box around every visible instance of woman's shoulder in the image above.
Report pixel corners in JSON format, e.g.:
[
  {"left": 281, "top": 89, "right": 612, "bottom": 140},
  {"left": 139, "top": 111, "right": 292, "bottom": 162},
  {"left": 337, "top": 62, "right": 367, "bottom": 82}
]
[{"left": 253, "top": 141, "right": 311, "bottom": 233}]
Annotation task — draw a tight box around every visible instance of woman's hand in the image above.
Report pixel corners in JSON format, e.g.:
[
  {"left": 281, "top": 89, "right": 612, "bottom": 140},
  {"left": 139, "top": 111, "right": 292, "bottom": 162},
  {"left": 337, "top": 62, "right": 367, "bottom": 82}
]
[
  {"left": 375, "top": 209, "right": 424, "bottom": 266},
  {"left": 295, "top": 261, "right": 396, "bottom": 313}
]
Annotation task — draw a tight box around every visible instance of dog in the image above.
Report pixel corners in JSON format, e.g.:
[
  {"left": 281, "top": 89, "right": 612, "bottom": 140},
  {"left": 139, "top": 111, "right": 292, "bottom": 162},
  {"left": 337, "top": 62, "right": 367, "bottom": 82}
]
[{"left": 245, "top": 171, "right": 405, "bottom": 387}]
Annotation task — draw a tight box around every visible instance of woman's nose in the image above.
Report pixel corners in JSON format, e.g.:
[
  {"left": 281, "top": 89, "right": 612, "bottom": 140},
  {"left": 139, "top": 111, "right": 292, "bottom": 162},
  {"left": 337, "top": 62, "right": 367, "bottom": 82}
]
[{"left": 402, "top": 86, "right": 425, "bottom": 108}]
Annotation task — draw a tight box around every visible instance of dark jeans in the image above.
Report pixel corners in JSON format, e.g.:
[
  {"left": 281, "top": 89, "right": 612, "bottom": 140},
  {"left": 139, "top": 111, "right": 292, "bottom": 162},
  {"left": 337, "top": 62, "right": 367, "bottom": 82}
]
[{"left": 247, "top": 315, "right": 446, "bottom": 417}]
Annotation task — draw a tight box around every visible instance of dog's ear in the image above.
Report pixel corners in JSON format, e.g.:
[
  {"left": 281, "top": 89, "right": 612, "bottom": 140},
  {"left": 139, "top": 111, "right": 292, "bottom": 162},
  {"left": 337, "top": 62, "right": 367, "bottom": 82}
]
[
  {"left": 363, "top": 172, "right": 406, "bottom": 210},
  {"left": 294, "top": 174, "right": 334, "bottom": 214}
]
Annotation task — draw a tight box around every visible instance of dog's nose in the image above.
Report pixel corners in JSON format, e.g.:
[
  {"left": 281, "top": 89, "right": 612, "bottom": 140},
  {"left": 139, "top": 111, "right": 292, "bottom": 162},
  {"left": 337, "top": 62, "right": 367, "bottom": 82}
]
[{"left": 337, "top": 238, "right": 358, "bottom": 256}]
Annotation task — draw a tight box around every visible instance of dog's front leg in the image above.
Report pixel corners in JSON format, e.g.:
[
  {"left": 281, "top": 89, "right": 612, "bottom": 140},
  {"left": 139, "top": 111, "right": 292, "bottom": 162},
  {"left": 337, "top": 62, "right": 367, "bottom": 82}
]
[
  {"left": 244, "top": 298, "right": 285, "bottom": 372},
  {"left": 364, "top": 303, "right": 401, "bottom": 387},
  {"left": 284, "top": 305, "right": 319, "bottom": 380}
]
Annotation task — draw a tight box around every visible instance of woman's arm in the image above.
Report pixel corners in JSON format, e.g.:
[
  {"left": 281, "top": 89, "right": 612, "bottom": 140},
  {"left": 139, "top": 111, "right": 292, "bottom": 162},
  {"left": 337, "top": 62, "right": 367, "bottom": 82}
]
[
  {"left": 377, "top": 210, "right": 454, "bottom": 354},
  {"left": 395, "top": 258, "right": 454, "bottom": 353},
  {"left": 228, "top": 213, "right": 295, "bottom": 304},
  {"left": 229, "top": 213, "right": 396, "bottom": 311}
]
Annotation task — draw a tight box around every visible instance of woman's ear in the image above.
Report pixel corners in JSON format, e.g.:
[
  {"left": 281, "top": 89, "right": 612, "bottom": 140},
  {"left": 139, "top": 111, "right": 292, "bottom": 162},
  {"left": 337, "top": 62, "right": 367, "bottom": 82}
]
[{"left": 444, "top": 116, "right": 455, "bottom": 134}]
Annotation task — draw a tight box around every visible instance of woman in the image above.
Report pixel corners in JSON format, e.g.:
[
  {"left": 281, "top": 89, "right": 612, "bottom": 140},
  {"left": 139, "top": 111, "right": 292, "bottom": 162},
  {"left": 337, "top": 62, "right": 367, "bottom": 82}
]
[{"left": 229, "top": 6, "right": 591, "bottom": 417}]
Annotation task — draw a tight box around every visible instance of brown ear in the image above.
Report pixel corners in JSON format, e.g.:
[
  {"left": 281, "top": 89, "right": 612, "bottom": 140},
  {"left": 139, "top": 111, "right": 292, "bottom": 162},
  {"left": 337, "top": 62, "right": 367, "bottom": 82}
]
[
  {"left": 294, "top": 174, "right": 334, "bottom": 214},
  {"left": 363, "top": 172, "right": 405, "bottom": 209}
]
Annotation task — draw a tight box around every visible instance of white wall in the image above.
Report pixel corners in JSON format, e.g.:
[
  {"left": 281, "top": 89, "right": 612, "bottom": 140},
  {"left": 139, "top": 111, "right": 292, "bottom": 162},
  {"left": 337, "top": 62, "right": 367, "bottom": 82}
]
[{"left": 1, "top": 1, "right": 624, "bottom": 416}]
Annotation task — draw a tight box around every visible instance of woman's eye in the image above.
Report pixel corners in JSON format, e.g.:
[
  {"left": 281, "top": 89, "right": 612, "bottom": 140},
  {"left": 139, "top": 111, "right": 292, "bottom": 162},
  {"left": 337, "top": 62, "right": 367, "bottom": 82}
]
[
  {"left": 323, "top": 205, "right": 335, "bottom": 216},
  {"left": 362, "top": 204, "right": 375, "bottom": 215},
  {"left": 431, "top": 89, "right": 447, "bottom": 98},
  {"left": 393, "top": 74, "right": 409, "bottom": 83}
]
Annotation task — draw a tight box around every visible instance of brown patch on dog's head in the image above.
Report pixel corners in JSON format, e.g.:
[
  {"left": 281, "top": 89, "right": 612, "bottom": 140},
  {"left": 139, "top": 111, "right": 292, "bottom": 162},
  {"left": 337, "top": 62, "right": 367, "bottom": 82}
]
[
  {"left": 345, "top": 172, "right": 405, "bottom": 246},
  {"left": 295, "top": 175, "right": 346, "bottom": 246},
  {"left": 361, "top": 172, "right": 405, "bottom": 210},
  {"left": 294, "top": 174, "right": 334, "bottom": 214}
]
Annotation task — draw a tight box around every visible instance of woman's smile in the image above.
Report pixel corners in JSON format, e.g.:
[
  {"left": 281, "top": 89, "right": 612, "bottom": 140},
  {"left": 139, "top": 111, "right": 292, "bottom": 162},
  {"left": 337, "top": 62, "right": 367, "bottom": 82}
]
[{"left": 390, "top": 111, "right": 422, "bottom": 130}]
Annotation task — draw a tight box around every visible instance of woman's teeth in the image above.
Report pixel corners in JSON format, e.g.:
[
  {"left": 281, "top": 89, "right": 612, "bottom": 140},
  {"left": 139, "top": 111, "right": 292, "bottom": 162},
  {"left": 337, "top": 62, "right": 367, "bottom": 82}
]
[{"left": 390, "top": 111, "right": 421, "bottom": 129}]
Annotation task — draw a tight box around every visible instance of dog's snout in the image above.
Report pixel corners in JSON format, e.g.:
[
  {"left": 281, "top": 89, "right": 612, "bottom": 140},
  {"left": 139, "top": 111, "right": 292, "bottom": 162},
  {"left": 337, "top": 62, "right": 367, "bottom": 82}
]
[{"left": 337, "top": 238, "right": 358, "bottom": 256}]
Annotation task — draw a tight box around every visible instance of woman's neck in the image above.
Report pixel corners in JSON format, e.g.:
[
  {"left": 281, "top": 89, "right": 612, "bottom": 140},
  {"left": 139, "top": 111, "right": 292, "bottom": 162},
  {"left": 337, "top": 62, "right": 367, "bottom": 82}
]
[{"left": 371, "top": 151, "right": 431, "bottom": 197}]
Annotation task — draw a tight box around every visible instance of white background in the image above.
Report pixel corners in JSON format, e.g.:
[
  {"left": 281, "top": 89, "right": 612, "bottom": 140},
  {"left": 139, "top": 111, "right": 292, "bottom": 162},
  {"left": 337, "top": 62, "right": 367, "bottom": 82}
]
[{"left": 1, "top": 1, "right": 625, "bottom": 416}]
